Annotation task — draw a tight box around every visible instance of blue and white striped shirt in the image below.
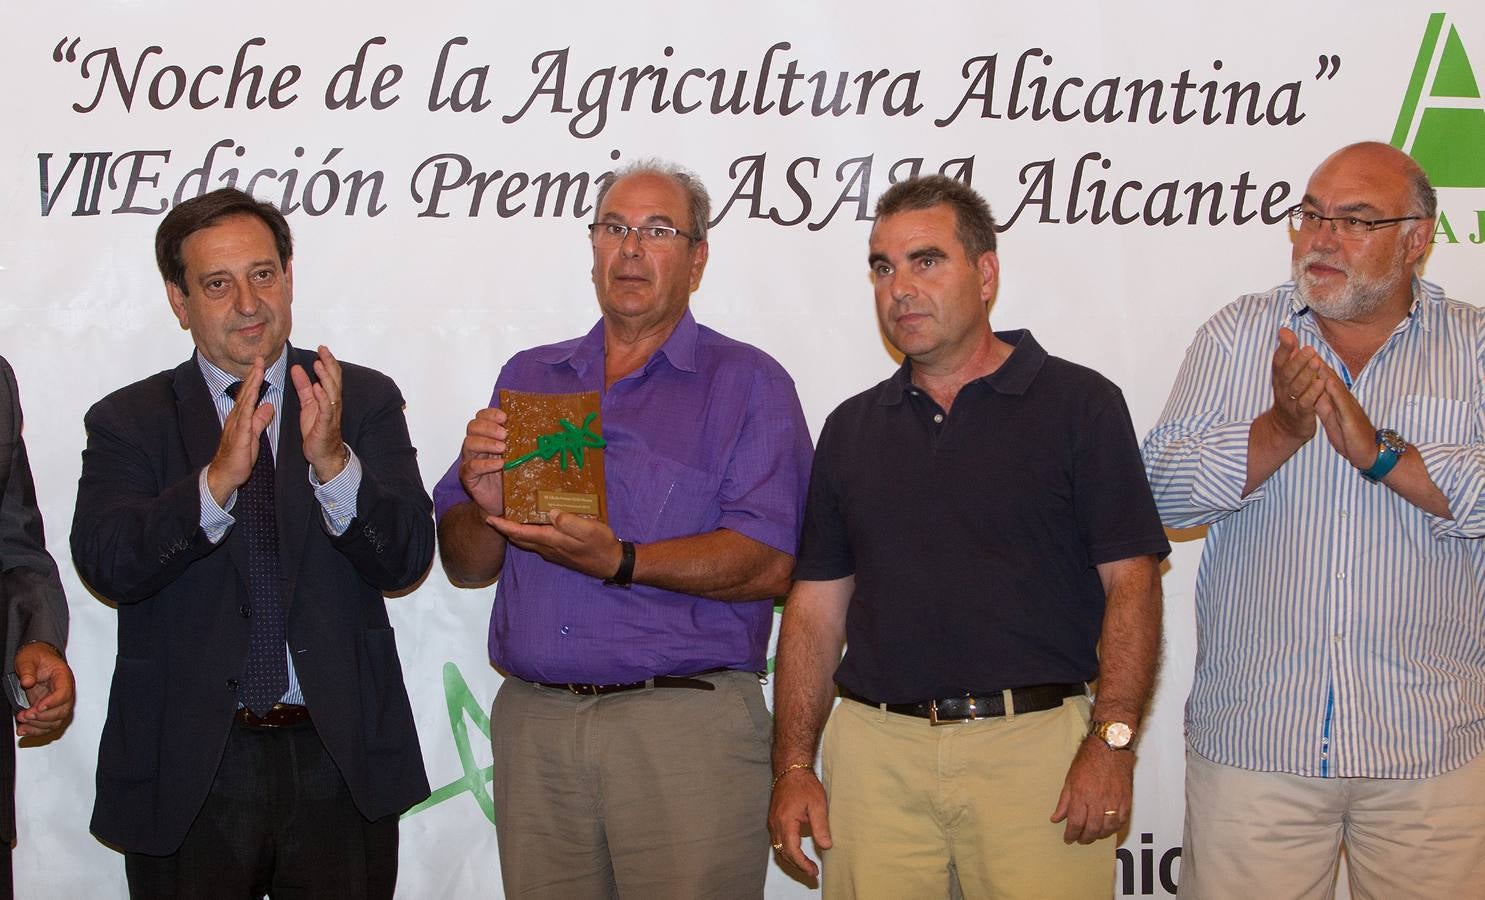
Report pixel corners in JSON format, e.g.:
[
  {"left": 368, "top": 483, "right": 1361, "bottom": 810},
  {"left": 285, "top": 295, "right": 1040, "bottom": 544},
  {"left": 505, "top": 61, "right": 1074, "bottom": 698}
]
[
  {"left": 1143, "top": 279, "right": 1485, "bottom": 778},
  {"left": 194, "top": 348, "right": 362, "bottom": 706}
]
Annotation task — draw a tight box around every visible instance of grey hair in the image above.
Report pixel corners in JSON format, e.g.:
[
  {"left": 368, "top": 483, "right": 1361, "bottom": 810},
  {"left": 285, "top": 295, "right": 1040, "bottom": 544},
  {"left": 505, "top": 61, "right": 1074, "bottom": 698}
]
[
  {"left": 592, "top": 159, "right": 712, "bottom": 241},
  {"left": 1405, "top": 163, "right": 1437, "bottom": 220}
]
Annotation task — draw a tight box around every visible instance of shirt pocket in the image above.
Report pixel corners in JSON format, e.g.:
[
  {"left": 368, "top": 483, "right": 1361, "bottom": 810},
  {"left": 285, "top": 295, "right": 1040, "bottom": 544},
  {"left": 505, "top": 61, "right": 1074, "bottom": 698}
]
[
  {"left": 1393, "top": 394, "right": 1475, "bottom": 445},
  {"left": 636, "top": 454, "right": 722, "bottom": 542}
]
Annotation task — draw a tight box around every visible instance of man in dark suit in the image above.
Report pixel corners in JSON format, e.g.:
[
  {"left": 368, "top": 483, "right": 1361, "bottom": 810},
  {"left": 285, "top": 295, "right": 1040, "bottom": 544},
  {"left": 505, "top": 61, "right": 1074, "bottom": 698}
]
[
  {"left": 71, "top": 188, "right": 432, "bottom": 898},
  {"left": 0, "top": 356, "right": 73, "bottom": 898}
]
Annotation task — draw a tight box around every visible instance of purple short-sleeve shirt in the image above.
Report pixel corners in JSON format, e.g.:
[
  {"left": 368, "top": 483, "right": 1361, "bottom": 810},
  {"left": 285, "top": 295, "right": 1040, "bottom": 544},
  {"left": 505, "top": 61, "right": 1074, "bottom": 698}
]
[{"left": 433, "top": 311, "right": 813, "bottom": 683}]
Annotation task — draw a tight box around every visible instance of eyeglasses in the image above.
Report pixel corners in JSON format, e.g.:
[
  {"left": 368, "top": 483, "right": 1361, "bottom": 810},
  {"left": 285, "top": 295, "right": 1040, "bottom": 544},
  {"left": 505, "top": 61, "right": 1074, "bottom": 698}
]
[
  {"left": 587, "top": 222, "right": 700, "bottom": 248},
  {"left": 1285, "top": 206, "right": 1423, "bottom": 240}
]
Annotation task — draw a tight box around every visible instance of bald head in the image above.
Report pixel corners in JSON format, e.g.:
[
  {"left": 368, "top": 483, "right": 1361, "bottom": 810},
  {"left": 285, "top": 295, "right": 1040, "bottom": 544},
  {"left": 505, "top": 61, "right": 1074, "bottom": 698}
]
[{"left": 1311, "top": 142, "right": 1436, "bottom": 220}]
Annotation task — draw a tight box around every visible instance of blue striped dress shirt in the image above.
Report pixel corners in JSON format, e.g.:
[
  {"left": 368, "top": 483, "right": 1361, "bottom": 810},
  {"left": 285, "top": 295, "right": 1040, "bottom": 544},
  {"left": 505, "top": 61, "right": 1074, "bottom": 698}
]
[
  {"left": 194, "top": 348, "right": 362, "bottom": 706},
  {"left": 1143, "top": 279, "right": 1485, "bottom": 778}
]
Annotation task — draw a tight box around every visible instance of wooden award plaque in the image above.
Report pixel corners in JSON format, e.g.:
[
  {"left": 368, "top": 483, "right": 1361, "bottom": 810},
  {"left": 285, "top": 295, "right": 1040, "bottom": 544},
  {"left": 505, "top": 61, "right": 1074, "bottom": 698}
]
[{"left": 499, "top": 390, "right": 607, "bottom": 524}]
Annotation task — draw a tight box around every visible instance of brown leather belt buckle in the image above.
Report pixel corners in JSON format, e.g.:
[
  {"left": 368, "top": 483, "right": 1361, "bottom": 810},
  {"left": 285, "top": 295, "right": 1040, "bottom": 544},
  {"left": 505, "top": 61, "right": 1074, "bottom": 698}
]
[
  {"left": 561, "top": 682, "right": 643, "bottom": 695},
  {"left": 543, "top": 669, "right": 731, "bottom": 696},
  {"left": 928, "top": 696, "right": 981, "bottom": 726}
]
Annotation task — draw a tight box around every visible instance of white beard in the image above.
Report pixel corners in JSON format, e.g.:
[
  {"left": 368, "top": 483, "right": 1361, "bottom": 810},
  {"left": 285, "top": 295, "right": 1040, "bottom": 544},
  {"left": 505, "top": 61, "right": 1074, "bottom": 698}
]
[{"left": 1291, "top": 247, "right": 1410, "bottom": 321}]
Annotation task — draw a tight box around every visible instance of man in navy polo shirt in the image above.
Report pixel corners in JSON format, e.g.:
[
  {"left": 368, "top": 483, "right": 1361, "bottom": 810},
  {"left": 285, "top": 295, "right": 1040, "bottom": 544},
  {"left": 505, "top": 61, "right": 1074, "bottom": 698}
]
[{"left": 768, "top": 175, "right": 1168, "bottom": 898}]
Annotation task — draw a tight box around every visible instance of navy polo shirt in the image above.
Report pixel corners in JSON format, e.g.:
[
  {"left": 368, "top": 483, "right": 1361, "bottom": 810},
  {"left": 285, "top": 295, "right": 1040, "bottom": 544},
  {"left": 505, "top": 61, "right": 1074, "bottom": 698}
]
[{"left": 795, "top": 329, "right": 1170, "bottom": 702}]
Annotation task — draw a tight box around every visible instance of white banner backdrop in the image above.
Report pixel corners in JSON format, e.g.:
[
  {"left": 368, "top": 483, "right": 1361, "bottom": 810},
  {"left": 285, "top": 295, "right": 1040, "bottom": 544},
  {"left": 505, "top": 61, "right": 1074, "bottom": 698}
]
[{"left": 4, "top": 2, "right": 1484, "bottom": 895}]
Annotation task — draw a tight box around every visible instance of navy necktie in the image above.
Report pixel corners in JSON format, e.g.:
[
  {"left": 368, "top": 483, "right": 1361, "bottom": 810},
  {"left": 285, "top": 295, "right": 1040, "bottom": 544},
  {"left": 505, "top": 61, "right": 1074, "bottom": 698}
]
[{"left": 226, "top": 380, "right": 288, "bottom": 716}]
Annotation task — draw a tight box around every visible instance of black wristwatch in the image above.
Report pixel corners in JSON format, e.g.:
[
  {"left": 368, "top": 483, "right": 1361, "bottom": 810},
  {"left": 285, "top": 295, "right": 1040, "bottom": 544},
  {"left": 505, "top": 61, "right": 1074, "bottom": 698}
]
[{"left": 603, "top": 540, "right": 635, "bottom": 587}]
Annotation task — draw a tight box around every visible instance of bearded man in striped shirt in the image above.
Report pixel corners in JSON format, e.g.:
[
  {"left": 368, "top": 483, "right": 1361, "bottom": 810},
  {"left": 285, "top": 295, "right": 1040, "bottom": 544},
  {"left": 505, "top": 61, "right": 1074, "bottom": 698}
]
[{"left": 1144, "top": 141, "right": 1485, "bottom": 899}]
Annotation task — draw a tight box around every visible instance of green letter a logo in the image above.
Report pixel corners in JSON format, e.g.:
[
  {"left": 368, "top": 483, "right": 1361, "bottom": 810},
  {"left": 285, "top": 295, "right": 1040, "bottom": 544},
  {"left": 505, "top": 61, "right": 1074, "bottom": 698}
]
[{"left": 1392, "top": 13, "right": 1485, "bottom": 187}]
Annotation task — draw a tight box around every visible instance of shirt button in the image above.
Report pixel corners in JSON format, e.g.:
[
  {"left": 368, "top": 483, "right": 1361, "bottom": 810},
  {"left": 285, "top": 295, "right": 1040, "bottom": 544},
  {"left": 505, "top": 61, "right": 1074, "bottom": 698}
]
[
  {"left": 560, "top": 626, "right": 571, "bottom": 635},
  {"left": 1338, "top": 510, "right": 1348, "bottom": 519},
  {"left": 933, "top": 413, "right": 944, "bottom": 423},
  {"left": 1332, "top": 634, "right": 1344, "bottom": 642},
  {"left": 1336, "top": 572, "right": 1346, "bottom": 580},
  {"left": 240, "top": 604, "right": 252, "bottom": 618},
  {"left": 226, "top": 678, "right": 239, "bottom": 690}
]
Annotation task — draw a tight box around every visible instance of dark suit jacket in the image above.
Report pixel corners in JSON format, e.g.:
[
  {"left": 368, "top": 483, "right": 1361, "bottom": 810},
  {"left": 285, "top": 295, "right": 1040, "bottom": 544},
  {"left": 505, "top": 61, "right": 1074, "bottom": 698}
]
[
  {"left": 0, "top": 356, "right": 69, "bottom": 844},
  {"left": 71, "top": 346, "right": 433, "bottom": 856}
]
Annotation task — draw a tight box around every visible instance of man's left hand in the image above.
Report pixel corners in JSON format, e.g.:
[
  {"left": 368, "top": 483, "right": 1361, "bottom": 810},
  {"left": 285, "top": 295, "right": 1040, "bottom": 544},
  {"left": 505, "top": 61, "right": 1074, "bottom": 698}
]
[
  {"left": 291, "top": 344, "right": 348, "bottom": 482},
  {"left": 1315, "top": 373, "right": 1380, "bottom": 469},
  {"left": 1050, "top": 736, "right": 1134, "bottom": 844},
  {"left": 14, "top": 642, "right": 74, "bottom": 737},
  {"left": 488, "top": 508, "right": 624, "bottom": 580}
]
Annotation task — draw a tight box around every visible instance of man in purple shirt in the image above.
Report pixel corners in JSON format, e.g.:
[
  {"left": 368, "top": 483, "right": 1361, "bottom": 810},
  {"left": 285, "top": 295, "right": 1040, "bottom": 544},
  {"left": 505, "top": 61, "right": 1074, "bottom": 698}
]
[{"left": 434, "top": 160, "right": 813, "bottom": 899}]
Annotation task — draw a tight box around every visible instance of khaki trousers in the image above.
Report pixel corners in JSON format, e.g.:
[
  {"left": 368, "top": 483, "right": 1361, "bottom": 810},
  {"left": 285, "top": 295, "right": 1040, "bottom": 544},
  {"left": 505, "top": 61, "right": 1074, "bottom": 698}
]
[
  {"left": 490, "top": 671, "right": 772, "bottom": 900},
  {"left": 821, "top": 694, "right": 1113, "bottom": 900},
  {"left": 1179, "top": 747, "right": 1485, "bottom": 900}
]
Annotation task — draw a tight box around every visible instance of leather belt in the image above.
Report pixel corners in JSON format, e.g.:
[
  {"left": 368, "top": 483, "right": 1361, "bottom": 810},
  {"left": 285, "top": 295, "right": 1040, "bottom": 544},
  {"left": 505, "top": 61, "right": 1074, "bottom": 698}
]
[
  {"left": 235, "top": 703, "right": 311, "bottom": 729},
  {"left": 538, "top": 667, "right": 734, "bottom": 696},
  {"left": 841, "top": 683, "right": 1085, "bottom": 725}
]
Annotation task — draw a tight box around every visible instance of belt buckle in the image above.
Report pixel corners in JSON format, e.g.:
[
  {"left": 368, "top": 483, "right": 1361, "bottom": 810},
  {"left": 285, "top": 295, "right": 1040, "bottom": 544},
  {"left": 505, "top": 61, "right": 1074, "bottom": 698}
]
[{"left": 928, "top": 696, "right": 980, "bottom": 726}]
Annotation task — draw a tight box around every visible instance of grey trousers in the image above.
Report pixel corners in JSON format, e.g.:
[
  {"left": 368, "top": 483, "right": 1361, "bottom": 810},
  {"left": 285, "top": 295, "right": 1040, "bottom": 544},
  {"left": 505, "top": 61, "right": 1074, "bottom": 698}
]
[{"left": 490, "top": 670, "right": 772, "bottom": 899}]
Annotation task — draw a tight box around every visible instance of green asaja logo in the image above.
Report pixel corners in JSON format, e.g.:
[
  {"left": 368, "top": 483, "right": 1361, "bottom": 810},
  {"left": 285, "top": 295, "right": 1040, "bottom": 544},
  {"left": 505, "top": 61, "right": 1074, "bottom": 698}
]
[{"left": 1392, "top": 13, "right": 1485, "bottom": 188}]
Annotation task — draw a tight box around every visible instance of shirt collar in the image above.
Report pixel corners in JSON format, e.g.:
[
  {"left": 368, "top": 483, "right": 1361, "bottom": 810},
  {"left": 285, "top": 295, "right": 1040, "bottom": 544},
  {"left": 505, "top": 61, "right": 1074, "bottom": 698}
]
[
  {"left": 1287, "top": 277, "right": 1433, "bottom": 334},
  {"left": 532, "top": 309, "right": 701, "bottom": 378},
  {"left": 653, "top": 309, "right": 700, "bottom": 373},
  {"left": 530, "top": 319, "right": 606, "bottom": 378},
  {"left": 196, "top": 346, "right": 289, "bottom": 398},
  {"left": 877, "top": 329, "right": 1047, "bottom": 405}
]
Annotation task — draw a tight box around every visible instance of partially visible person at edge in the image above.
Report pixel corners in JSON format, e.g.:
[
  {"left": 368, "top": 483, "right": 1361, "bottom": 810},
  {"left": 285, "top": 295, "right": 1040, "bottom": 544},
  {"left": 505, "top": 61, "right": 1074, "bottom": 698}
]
[{"left": 0, "top": 356, "right": 73, "bottom": 900}]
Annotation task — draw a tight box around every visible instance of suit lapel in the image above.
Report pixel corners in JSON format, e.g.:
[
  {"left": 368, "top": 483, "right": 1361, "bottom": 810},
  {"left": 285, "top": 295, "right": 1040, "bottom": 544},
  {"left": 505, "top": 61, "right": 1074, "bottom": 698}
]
[
  {"left": 174, "top": 357, "right": 250, "bottom": 580},
  {"left": 275, "top": 348, "right": 313, "bottom": 609},
  {"left": 176, "top": 356, "right": 221, "bottom": 472}
]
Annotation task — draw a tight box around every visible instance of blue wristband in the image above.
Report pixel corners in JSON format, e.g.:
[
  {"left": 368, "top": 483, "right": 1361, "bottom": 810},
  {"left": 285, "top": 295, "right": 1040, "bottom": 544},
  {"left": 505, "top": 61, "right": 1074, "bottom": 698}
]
[{"left": 1359, "top": 429, "right": 1407, "bottom": 483}]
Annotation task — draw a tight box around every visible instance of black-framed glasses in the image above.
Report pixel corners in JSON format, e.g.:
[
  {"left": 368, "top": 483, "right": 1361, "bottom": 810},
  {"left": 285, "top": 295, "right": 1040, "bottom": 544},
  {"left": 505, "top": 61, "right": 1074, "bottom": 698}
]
[
  {"left": 1285, "top": 205, "right": 1423, "bottom": 240},
  {"left": 587, "top": 222, "right": 700, "bottom": 247}
]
